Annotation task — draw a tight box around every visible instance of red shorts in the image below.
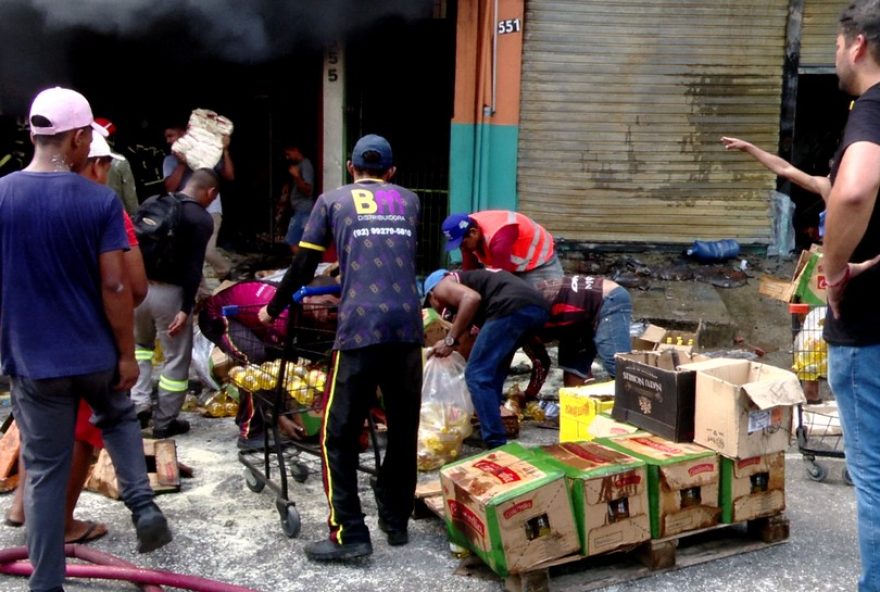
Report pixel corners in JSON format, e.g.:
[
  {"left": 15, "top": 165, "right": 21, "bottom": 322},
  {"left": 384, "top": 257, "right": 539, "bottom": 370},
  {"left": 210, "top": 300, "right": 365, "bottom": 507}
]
[{"left": 74, "top": 399, "right": 104, "bottom": 450}]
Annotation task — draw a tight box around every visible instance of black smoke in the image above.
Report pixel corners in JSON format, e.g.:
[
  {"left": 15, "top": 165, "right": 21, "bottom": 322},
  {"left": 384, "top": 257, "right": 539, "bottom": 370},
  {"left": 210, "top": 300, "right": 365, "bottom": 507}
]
[{"left": 0, "top": 0, "right": 434, "bottom": 113}]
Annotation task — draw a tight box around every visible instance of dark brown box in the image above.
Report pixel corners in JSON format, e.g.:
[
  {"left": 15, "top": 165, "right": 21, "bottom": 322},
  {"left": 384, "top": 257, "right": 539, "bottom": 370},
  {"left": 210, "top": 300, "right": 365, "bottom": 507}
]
[{"left": 612, "top": 351, "right": 699, "bottom": 442}]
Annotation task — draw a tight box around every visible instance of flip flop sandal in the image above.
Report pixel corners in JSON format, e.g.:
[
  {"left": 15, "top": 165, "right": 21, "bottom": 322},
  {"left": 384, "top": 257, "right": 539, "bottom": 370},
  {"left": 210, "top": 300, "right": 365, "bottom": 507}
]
[
  {"left": 4, "top": 515, "right": 23, "bottom": 528},
  {"left": 65, "top": 520, "right": 108, "bottom": 545}
]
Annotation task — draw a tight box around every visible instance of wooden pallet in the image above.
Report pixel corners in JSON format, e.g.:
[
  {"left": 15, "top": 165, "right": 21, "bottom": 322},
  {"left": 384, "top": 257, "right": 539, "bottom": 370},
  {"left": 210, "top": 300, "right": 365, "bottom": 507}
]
[
  {"left": 413, "top": 481, "right": 789, "bottom": 592},
  {"left": 86, "top": 438, "right": 181, "bottom": 499}
]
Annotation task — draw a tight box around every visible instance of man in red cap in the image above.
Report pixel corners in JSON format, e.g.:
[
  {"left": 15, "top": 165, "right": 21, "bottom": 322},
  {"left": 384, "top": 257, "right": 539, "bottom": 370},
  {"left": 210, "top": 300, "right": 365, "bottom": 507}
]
[
  {"left": 0, "top": 87, "right": 172, "bottom": 592},
  {"left": 95, "top": 117, "right": 139, "bottom": 215}
]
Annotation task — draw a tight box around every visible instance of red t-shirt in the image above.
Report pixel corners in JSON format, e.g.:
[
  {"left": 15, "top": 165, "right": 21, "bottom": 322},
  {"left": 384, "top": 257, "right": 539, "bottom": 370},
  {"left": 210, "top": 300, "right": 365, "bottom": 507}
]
[{"left": 123, "top": 211, "right": 138, "bottom": 247}]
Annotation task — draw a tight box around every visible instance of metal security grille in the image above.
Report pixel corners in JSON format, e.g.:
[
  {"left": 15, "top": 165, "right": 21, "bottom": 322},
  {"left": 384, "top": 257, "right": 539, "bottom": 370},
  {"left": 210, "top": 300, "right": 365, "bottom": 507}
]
[
  {"left": 394, "top": 170, "right": 449, "bottom": 275},
  {"left": 800, "top": 0, "right": 842, "bottom": 70},
  {"left": 517, "top": 0, "right": 790, "bottom": 245}
]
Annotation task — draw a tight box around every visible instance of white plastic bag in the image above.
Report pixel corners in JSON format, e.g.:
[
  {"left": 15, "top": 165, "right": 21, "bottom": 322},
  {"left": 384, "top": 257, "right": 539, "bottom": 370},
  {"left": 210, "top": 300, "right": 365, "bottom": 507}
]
[
  {"left": 417, "top": 352, "right": 474, "bottom": 471},
  {"left": 793, "top": 306, "right": 827, "bottom": 380},
  {"left": 191, "top": 328, "right": 221, "bottom": 391}
]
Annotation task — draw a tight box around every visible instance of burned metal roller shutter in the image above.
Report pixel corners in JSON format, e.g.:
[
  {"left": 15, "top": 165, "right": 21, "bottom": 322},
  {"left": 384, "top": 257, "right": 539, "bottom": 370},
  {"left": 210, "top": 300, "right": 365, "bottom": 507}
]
[
  {"left": 800, "top": 0, "right": 842, "bottom": 68},
  {"left": 517, "top": 0, "right": 789, "bottom": 244}
]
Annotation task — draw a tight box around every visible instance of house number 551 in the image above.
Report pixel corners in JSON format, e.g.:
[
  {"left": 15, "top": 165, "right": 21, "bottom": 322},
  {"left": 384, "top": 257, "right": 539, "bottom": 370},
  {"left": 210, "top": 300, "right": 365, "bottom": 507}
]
[{"left": 497, "top": 18, "right": 521, "bottom": 34}]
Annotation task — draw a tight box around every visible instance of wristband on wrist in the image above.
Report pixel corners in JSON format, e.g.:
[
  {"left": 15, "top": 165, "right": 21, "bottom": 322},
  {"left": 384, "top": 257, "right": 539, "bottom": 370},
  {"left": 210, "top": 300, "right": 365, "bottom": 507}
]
[{"left": 826, "top": 264, "right": 851, "bottom": 289}]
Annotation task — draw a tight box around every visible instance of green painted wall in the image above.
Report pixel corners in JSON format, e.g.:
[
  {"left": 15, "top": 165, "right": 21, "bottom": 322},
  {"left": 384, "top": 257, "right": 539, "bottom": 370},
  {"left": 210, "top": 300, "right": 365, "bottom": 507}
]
[{"left": 449, "top": 122, "right": 519, "bottom": 215}]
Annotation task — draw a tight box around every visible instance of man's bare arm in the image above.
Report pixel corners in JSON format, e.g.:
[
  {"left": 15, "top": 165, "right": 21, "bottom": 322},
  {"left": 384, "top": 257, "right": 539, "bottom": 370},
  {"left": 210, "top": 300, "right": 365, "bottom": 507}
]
[{"left": 721, "top": 136, "right": 831, "bottom": 200}]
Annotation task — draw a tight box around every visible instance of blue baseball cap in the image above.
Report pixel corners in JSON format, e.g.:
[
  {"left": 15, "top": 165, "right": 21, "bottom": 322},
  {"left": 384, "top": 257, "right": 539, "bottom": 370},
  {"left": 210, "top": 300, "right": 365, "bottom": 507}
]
[
  {"left": 423, "top": 269, "right": 449, "bottom": 306},
  {"left": 441, "top": 213, "right": 473, "bottom": 252},
  {"left": 351, "top": 134, "right": 393, "bottom": 171}
]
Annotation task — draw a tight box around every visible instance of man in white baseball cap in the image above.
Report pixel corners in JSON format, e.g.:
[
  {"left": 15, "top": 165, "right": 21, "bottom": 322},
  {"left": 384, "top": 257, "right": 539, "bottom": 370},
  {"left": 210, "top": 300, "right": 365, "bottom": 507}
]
[
  {"left": 0, "top": 86, "right": 172, "bottom": 592},
  {"left": 28, "top": 86, "right": 108, "bottom": 138}
]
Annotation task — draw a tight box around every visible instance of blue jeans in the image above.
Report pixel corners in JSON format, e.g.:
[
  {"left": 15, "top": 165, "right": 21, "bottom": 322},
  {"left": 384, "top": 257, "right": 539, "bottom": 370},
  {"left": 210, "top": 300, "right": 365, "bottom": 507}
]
[
  {"left": 466, "top": 305, "right": 549, "bottom": 448},
  {"left": 828, "top": 343, "right": 880, "bottom": 592},
  {"left": 12, "top": 370, "right": 154, "bottom": 592},
  {"left": 558, "top": 287, "right": 632, "bottom": 379}
]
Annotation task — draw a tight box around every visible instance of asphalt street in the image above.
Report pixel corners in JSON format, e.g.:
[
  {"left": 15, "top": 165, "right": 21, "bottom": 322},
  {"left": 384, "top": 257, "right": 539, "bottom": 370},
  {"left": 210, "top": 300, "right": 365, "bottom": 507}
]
[{"left": 0, "top": 409, "right": 860, "bottom": 592}]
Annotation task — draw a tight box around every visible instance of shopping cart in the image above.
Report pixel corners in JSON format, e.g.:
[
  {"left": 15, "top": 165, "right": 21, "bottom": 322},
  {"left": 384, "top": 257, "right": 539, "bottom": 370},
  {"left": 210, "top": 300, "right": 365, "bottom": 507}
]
[
  {"left": 789, "top": 302, "right": 851, "bottom": 485},
  {"left": 222, "top": 284, "right": 384, "bottom": 538}
]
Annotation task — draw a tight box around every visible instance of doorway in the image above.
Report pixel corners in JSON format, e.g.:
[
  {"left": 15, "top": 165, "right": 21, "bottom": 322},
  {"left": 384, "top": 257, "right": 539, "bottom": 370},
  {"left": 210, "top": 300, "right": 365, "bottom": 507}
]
[{"left": 344, "top": 6, "right": 457, "bottom": 274}]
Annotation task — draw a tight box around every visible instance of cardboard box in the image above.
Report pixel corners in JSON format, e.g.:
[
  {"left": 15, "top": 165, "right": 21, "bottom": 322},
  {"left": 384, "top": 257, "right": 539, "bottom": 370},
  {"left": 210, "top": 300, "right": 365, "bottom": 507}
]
[
  {"left": 210, "top": 346, "right": 232, "bottom": 383},
  {"left": 792, "top": 245, "right": 826, "bottom": 305},
  {"left": 559, "top": 382, "right": 616, "bottom": 443},
  {"left": 598, "top": 434, "right": 720, "bottom": 538},
  {"left": 759, "top": 244, "right": 825, "bottom": 304},
  {"left": 632, "top": 322, "right": 701, "bottom": 355},
  {"left": 533, "top": 442, "right": 651, "bottom": 556},
  {"left": 587, "top": 413, "right": 645, "bottom": 440},
  {"left": 693, "top": 360, "right": 805, "bottom": 459},
  {"left": 613, "top": 351, "right": 704, "bottom": 442},
  {"left": 440, "top": 443, "right": 580, "bottom": 575},
  {"left": 758, "top": 275, "right": 795, "bottom": 302},
  {"left": 719, "top": 452, "right": 785, "bottom": 523}
]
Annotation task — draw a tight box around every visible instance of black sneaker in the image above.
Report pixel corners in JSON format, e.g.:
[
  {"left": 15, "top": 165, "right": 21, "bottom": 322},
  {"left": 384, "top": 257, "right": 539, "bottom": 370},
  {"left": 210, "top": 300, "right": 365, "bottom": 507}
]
[
  {"left": 152, "top": 419, "right": 190, "bottom": 440},
  {"left": 136, "top": 409, "right": 152, "bottom": 429},
  {"left": 378, "top": 518, "right": 409, "bottom": 546},
  {"left": 304, "top": 538, "right": 372, "bottom": 562},
  {"left": 132, "top": 502, "right": 172, "bottom": 553}
]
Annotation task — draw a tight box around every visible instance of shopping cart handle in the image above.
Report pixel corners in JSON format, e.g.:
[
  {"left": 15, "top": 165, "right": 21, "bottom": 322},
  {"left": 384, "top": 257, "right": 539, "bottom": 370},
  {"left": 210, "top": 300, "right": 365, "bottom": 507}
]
[
  {"left": 293, "top": 284, "right": 342, "bottom": 303},
  {"left": 221, "top": 305, "right": 240, "bottom": 317}
]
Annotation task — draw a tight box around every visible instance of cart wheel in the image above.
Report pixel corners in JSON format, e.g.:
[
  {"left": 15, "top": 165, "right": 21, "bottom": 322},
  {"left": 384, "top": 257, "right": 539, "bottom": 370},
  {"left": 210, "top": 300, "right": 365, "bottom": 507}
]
[
  {"left": 806, "top": 462, "right": 828, "bottom": 482},
  {"left": 278, "top": 502, "right": 301, "bottom": 538},
  {"left": 289, "top": 462, "right": 309, "bottom": 484},
  {"left": 245, "top": 470, "right": 266, "bottom": 493},
  {"left": 843, "top": 467, "right": 854, "bottom": 486}
]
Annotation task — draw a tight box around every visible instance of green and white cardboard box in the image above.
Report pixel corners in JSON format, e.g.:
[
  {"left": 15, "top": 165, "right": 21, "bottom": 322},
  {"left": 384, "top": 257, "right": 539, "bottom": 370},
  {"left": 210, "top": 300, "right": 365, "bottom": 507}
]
[
  {"left": 439, "top": 442, "right": 579, "bottom": 576},
  {"left": 532, "top": 441, "right": 651, "bottom": 556},
  {"left": 597, "top": 434, "right": 720, "bottom": 539}
]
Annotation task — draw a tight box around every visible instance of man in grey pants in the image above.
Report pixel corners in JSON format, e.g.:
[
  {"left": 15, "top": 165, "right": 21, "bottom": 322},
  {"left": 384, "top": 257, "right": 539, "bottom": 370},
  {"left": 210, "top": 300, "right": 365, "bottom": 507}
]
[
  {"left": 0, "top": 87, "right": 172, "bottom": 592},
  {"left": 132, "top": 169, "right": 218, "bottom": 439}
]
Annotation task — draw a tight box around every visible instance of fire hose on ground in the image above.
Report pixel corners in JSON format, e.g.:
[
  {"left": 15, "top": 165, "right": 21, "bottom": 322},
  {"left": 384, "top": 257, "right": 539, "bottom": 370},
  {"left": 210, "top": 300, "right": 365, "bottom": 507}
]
[{"left": 0, "top": 544, "right": 259, "bottom": 592}]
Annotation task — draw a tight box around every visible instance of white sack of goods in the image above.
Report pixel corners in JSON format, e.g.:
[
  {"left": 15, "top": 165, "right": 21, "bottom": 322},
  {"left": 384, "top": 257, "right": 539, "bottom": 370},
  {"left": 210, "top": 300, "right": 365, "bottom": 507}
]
[{"left": 172, "top": 109, "right": 234, "bottom": 170}]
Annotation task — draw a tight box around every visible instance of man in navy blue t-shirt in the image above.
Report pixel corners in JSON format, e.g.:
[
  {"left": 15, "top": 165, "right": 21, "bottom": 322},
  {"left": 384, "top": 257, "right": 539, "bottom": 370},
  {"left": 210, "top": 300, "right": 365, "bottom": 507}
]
[
  {"left": 260, "top": 135, "right": 422, "bottom": 562},
  {"left": 0, "top": 87, "right": 171, "bottom": 592}
]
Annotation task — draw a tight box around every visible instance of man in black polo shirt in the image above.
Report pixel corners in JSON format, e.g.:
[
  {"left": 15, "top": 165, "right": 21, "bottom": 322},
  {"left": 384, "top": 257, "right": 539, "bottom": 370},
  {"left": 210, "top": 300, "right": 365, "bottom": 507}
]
[{"left": 822, "top": 2, "right": 880, "bottom": 589}]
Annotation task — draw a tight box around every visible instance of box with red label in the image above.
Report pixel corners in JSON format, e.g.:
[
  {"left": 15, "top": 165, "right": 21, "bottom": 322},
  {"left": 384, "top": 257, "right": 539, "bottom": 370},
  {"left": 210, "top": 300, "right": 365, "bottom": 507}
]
[
  {"left": 597, "top": 434, "right": 720, "bottom": 539},
  {"left": 532, "top": 442, "right": 650, "bottom": 556},
  {"left": 587, "top": 413, "right": 645, "bottom": 440},
  {"left": 439, "top": 443, "right": 579, "bottom": 576},
  {"left": 719, "top": 452, "right": 785, "bottom": 523},
  {"left": 692, "top": 359, "right": 805, "bottom": 459}
]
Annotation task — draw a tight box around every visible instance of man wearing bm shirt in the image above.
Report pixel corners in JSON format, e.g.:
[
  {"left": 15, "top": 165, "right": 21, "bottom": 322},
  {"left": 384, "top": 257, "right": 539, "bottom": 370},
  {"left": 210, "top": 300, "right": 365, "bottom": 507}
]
[{"left": 260, "top": 135, "right": 422, "bottom": 561}]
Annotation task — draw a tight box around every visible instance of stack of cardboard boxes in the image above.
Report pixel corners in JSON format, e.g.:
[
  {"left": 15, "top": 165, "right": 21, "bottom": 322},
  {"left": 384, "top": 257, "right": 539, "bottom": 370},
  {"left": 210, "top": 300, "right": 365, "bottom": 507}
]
[{"left": 439, "top": 335, "right": 804, "bottom": 577}]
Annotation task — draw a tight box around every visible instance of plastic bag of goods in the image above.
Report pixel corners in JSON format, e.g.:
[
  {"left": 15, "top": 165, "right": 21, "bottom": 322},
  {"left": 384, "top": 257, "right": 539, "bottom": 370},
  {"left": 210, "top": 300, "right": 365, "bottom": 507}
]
[
  {"left": 417, "top": 353, "right": 474, "bottom": 471},
  {"left": 793, "top": 306, "right": 828, "bottom": 380}
]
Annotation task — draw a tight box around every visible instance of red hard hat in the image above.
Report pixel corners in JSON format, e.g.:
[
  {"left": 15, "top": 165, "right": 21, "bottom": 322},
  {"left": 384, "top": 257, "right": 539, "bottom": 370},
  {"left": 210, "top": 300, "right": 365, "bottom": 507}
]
[{"left": 94, "top": 117, "right": 116, "bottom": 136}]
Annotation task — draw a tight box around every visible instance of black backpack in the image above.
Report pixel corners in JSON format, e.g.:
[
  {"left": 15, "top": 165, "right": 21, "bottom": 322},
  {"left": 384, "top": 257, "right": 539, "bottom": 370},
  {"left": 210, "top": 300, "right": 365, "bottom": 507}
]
[{"left": 133, "top": 193, "right": 192, "bottom": 277}]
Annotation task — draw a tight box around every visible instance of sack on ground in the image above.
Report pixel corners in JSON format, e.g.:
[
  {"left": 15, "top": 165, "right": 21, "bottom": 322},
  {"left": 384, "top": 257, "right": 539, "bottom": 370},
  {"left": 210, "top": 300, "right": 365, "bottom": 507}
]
[{"left": 417, "top": 352, "right": 473, "bottom": 471}]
